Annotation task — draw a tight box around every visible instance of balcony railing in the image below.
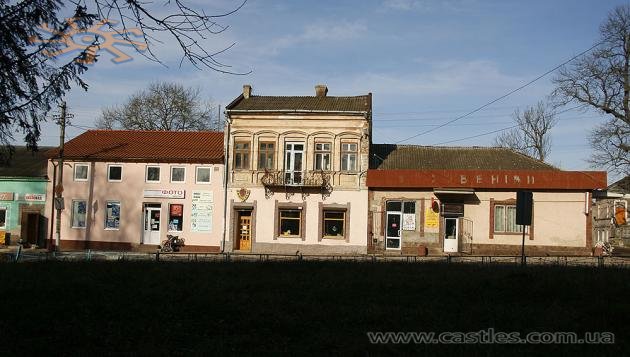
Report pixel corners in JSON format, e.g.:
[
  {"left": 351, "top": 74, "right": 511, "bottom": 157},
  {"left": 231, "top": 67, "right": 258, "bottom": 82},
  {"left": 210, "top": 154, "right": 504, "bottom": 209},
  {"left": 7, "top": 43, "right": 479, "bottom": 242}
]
[{"left": 261, "top": 170, "right": 332, "bottom": 198}]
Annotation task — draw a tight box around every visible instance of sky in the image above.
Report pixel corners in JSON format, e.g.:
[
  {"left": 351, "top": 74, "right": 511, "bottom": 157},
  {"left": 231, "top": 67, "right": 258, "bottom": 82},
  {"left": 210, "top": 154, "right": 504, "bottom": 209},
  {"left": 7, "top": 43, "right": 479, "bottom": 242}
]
[{"left": 28, "top": 0, "right": 630, "bottom": 180}]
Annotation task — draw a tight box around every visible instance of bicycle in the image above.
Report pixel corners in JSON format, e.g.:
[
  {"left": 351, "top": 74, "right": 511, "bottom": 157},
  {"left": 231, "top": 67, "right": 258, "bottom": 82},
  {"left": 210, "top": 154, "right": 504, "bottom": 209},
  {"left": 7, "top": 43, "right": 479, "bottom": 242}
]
[{"left": 160, "top": 234, "right": 185, "bottom": 253}]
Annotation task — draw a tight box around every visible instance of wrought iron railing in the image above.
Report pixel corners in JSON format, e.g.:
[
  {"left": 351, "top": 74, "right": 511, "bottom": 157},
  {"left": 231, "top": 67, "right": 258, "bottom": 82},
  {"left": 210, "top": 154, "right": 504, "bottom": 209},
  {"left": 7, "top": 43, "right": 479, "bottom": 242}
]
[{"left": 261, "top": 170, "right": 330, "bottom": 188}]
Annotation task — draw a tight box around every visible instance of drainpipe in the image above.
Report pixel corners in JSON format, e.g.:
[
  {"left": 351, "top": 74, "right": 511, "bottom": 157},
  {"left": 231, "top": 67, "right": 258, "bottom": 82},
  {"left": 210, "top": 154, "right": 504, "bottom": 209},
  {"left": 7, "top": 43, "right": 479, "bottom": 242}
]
[
  {"left": 221, "top": 114, "right": 231, "bottom": 253},
  {"left": 48, "top": 160, "right": 57, "bottom": 250}
]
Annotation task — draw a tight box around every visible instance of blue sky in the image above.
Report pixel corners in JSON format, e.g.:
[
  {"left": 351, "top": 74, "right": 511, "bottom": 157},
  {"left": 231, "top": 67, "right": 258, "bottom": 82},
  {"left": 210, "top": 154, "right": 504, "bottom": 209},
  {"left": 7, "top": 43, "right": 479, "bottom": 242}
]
[{"left": 33, "top": 0, "right": 628, "bottom": 177}]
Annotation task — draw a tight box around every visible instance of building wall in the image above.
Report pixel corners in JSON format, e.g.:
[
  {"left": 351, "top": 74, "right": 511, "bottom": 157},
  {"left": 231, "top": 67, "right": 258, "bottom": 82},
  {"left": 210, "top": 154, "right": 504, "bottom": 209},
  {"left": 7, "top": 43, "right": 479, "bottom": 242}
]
[
  {"left": 226, "top": 112, "right": 371, "bottom": 254},
  {"left": 45, "top": 161, "right": 224, "bottom": 250},
  {"left": 0, "top": 178, "right": 48, "bottom": 243},
  {"left": 370, "top": 190, "right": 590, "bottom": 255}
]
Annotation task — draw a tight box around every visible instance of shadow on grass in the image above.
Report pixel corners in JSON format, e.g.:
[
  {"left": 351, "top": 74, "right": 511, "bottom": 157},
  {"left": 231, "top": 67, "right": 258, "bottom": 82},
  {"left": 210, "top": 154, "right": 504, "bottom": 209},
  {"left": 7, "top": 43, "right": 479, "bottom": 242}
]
[{"left": 0, "top": 262, "right": 627, "bottom": 355}]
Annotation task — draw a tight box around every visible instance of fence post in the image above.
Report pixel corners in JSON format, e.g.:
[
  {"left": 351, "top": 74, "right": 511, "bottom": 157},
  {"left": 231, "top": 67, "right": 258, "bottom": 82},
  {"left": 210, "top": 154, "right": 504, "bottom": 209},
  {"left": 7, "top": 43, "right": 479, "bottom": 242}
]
[
  {"left": 156, "top": 249, "right": 160, "bottom": 262},
  {"left": 598, "top": 256, "right": 604, "bottom": 268},
  {"left": 14, "top": 245, "right": 22, "bottom": 262},
  {"left": 446, "top": 255, "right": 451, "bottom": 264}
]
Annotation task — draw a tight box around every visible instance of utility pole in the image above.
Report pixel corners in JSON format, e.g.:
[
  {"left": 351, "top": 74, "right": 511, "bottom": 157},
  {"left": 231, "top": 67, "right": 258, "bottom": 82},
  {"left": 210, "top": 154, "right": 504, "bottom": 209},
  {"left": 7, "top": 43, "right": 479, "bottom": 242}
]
[{"left": 53, "top": 101, "right": 69, "bottom": 250}]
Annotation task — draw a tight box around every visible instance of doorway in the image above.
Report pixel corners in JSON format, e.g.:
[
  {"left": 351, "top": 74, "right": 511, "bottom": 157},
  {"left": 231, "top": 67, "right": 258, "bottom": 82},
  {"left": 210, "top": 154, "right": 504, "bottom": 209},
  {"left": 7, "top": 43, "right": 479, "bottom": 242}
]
[
  {"left": 236, "top": 210, "right": 252, "bottom": 251},
  {"left": 284, "top": 142, "right": 304, "bottom": 185},
  {"left": 443, "top": 217, "right": 459, "bottom": 253},
  {"left": 20, "top": 212, "right": 41, "bottom": 245},
  {"left": 143, "top": 204, "right": 161, "bottom": 245}
]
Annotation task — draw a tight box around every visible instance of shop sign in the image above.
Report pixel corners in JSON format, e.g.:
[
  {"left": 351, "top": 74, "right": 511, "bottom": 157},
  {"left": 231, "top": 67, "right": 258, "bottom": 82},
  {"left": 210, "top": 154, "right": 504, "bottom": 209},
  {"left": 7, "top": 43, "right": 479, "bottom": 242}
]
[
  {"left": 143, "top": 189, "right": 185, "bottom": 199},
  {"left": 0, "top": 192, "right": 14, "bottom": 201}
]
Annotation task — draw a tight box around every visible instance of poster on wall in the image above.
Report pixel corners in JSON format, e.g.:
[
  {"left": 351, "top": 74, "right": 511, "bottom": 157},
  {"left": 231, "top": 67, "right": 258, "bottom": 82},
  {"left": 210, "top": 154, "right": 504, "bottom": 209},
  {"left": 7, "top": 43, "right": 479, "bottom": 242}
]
[
  {"left": 191, "top": 190, "right": 213, "bottom": 232},
  {"left": 425, "top": 208, "right": 439, "bottom": 228},
  {"left": 402, "top": 213, "right": 416, "bottom": 230}
]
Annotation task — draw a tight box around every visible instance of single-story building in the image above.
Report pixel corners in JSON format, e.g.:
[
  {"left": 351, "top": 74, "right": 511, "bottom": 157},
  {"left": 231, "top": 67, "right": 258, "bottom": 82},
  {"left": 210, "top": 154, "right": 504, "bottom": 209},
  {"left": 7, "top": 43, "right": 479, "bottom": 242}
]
[
  {"left": 367, "top": 144, "right": 607, "bottom": 255},
  {"left": 45, "top": 130, "right": 225, "bottom": 251},
  {"left": 0, "top": 147, "right": 50, "bottom": 246}
]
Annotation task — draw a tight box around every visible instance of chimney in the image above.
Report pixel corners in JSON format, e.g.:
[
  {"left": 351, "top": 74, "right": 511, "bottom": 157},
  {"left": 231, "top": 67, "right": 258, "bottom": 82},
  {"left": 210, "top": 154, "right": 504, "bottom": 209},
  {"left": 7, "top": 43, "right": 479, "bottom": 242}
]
[
  {"left": 243, "top": 84, "right": 252, "bottom": 99},
  {"left": 315, "top": 84, "right": 328, "bottom": 97}
]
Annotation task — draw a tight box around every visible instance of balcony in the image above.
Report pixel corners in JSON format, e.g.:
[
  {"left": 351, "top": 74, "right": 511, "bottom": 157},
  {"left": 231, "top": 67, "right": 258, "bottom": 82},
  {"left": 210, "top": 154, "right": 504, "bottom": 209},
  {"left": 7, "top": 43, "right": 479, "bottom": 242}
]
[{"left": 261, "top": 170, "right": 332, "bottom": 199}]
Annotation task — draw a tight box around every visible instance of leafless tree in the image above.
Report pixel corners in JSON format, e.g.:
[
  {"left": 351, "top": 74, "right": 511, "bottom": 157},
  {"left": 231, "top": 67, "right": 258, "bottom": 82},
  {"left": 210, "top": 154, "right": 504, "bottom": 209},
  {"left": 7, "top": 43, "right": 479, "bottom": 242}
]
[
  {"left": 552, "top": 5, "right": 630, "bottom": 175},
  {"left": 96, "top": 82, "right": 220, "bottom": 131},
  {"left": 493, "top": 101, "right": 557, "bottom": 161},
  {"left": 0, "top": 0, "right": 245, "bottom": 163}
]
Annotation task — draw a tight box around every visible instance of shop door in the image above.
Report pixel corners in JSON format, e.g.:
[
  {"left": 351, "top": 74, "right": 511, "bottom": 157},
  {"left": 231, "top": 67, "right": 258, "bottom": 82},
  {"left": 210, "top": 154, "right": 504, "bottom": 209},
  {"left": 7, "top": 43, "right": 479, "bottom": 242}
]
[
  {"left": 237, "top": 211, "right": 252, "bottom": 251},
  {"left": 443, "top": 217, "right": 459, "bottom": 253},
  {"left": 143, "top": 206, "right": 161, "bottom": 245},
  {"left": 385, "top": 212, "right": 402, "bottom": 250}
]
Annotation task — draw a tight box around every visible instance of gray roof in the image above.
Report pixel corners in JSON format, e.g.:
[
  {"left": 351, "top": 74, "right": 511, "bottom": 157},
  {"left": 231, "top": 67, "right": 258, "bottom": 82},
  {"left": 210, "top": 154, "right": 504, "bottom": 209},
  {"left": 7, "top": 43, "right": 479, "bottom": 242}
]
[
  {"left": 608, "top": 176, "right": 630, "bottom": 194},
  {"left": 226, "top": 95, "right": 371, "bottom": 113},
  {"left": 0, "top": 147, "right": 52, "bottom": 178},
  {"left": 370, "top": 144, "right": 558, "bottom": 171}
]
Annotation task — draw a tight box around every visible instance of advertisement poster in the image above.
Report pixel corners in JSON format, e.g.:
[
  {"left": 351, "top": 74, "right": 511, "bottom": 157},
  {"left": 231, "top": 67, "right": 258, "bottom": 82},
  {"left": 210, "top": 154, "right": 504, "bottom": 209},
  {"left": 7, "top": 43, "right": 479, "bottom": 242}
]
[
  {"left": 191, "top": 190, "right": 213, "bottom": 232},
  {"left": 425, "top": 208, "right": 439, "bottom": 228},
  {"left": 402, "top": 213, "right": 416, "bottom": 230}
]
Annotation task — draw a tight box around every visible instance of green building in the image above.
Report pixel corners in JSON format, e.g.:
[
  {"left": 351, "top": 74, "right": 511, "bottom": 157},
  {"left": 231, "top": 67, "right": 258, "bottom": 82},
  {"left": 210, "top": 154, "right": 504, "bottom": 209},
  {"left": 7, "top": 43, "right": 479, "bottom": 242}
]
[{"left": 0, "top": 147, "right": 51, "bottom": 246}]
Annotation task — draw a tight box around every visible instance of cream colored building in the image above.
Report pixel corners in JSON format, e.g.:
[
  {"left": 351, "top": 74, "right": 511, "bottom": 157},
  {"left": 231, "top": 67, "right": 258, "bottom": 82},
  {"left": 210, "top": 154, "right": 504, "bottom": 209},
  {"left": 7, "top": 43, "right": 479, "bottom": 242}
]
[
  {"left": 368, "top": 145, "right": 608, "bottom": 255},
  {"left": 224, "top": 85, "right": 371, "bottom": 254}
]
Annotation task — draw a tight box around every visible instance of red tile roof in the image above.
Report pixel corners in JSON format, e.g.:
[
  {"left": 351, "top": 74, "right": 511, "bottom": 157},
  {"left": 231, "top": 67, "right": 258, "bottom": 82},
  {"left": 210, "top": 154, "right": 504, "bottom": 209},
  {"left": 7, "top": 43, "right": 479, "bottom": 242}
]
[{"left": 47, "top": 130, "right": 224, "bottom": 164}]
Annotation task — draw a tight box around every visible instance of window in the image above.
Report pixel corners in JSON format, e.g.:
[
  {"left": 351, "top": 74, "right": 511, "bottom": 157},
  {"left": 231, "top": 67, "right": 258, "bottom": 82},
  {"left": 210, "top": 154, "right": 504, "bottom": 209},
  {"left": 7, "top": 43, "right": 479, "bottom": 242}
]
[
  {"left": 108, "top": 165, "right": 122, "bottom": 182},
  {"left": 168, "top": 204, "right": 184, "bottom": 232},
  {"left": 614, "top": 200, "right": 627, "bottom": 225},
  {"left": 170, "top": 166, "right": 186, "bottom": 183},
  {"left": 74, "top": 164, "right": 89, "bottom": 181},
  {"left": 71, "top": 200, "right": 86, "bottom": 228},
  {"left": 146, "top": 166, "right": 160, "bottom": 182},
  {"left": 596, "top": 229, "right": 609, "bottom": 243},
  {"left": 494, "top": 205, "right": 524, "bottom": 233},
  {"left": 0, "top": 208, "right": 6, "bottom": 229},
  {"left": 105, "top": 201, "right": 120, "bottom": 229},
  {"left": 314, "top": 143, "right": 331, "bottom": 171},
  {"left": 196, "top": 166, "right": 212, "bottom": 184},
  {"left": 234, "top": 141, "right": 250, "bottom": 170},
  {"left": 258, "top": 142, "right": 275, "bottom": 170},
  {"left": 323, "top": 210, "right": 345, "bottom": 238},
  {"left": 340, "top": 142, "right": 358, "bottom": 171},
  {"left": 279, "top": 209, "right": 302, "bottom": 237}
]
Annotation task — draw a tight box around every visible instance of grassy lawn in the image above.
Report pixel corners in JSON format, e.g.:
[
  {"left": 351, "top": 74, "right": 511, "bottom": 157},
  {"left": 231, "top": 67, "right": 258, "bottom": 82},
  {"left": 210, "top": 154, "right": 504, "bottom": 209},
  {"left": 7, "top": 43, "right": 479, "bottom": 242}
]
[{"left": 0, "top": 262, "right": 627, "bottom": 355}]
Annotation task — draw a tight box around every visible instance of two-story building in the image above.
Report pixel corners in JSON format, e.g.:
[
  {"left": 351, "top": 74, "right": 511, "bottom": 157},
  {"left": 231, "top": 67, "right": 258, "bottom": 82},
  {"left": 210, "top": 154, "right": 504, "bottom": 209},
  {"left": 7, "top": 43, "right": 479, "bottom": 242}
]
[
  {"left": 593, "top": 176, "right": 630, "bottom": 249},
  {"left": 224, "top": 85, "right": 371, "bottom": 254},
  {"left": 45, "top": 130, "right": 225, "bottom": 251}
]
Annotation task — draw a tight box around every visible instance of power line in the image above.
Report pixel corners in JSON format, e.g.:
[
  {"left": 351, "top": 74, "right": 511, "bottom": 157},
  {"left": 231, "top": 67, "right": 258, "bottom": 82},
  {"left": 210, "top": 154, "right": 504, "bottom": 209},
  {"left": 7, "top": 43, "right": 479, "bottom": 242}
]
[{"left": 395, "top": 42, "right": 602, "bottom": 144}]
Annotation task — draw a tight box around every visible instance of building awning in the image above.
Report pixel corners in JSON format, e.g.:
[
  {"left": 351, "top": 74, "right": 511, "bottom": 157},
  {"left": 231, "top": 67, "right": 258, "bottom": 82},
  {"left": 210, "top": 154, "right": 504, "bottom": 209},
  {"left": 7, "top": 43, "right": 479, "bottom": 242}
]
[{"left": 433, "top": 188, "right": 475, "bottom": 195}]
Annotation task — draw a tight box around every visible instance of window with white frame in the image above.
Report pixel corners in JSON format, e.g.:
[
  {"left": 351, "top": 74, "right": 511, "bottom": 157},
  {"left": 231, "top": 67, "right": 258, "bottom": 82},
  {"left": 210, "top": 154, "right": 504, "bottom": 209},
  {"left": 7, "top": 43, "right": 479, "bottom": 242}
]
[
  {"left": 107, "top": 165, "right": 122, "bottom": 182},
  {"left": 170, "top": 166, "right": 186, "bottom": 183},
  {"left": 146, "top": 166, "right": 160, "bottom": 182},
  {"left": 596, "top": 229, "right": 609, "bottom": 243},
  {"left": 314, "top": 143, "right": 331, "bottom": 171},
  {"left": 196, "top": 166, "right": 212, "bottom": 184},
  {"left": 494, "top": 205, "right": 526, "bottom": 233},
  {"left": 105, "top": 201, "right": 120, "bottom": 229},
  {"left": 74, "top": 164, "right": 89, "bottom": 181},
  {"left": 71, "top": 200, "right": 87, "bottom": 228},
  {"left": 340, "top": 142, "right": 358, "bottom": 171},
  {"left": 0, "top": 207, "right": 6, "bottom": 229}
]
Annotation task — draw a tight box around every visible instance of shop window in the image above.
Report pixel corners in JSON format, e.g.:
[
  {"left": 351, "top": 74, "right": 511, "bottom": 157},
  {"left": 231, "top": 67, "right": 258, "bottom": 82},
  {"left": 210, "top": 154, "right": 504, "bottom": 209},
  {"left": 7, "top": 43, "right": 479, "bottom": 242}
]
[
  {"left": 234, "top": 141, "right": 250, "bottom": 170},
  {"left": 258, "top": 142, "right": 275, "bottom": 170},
  {"left": 279, "top": 209, "right": 301, "bottom": 237},
  {"left": 168, "top": 204, "right": 184, "bottom": 232},
  {"left": 196, "top": 167, "right": 212, "bottom": 184},
  {"left": 146, "top": 166, "right": 160, "bottom": 182},
  {"left": 171, "top": 166, "right": 186, "bottom": 183},
  {"left": 108, "top": 165, "right": 122, "bottom": 182},
  {"left": 74, "top": 164, "right": 89, "bottom": 181},
  {"left": 71, "top": 200, "right": 86, "bottom": 228},
  {"left": 314, "top": 143, "right": 331, "bottom": 171},
  {"left": 322, "top": 210, "right": 345, "bottom": 238},
  {"left": 105, "top": 201, "right": 121, "bottom": 229},
  {"left": 494, "top": 205, "right": 525, "bottom": 233},
  {"left": 340, "top": 142, "right": 357, "bottom": 171},
  {"left": 0, "top": 207, "right": 6, "bottom": 229}
]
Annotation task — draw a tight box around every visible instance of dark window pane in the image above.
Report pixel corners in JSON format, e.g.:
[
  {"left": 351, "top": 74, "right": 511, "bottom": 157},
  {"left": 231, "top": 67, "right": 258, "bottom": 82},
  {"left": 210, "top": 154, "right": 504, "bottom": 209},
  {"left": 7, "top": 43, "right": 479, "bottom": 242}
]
[
  {"left": 386, "top": 201, "right": 402, "bottom": 212},
  {"left": 109, "top": 166, "right": 122, "bottom": 180},
  {"left": 403, "top": 201, "right": 415, "bottom": 214}
]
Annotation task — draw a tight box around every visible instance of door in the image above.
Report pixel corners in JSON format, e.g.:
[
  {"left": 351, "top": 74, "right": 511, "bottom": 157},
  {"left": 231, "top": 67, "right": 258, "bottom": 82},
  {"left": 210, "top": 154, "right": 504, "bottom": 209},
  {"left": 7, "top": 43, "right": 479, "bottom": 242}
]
[
  {"left": 385, "top": 212, "right": 402, "bottom": 250},
  {"left": 443, "top": 217, "right": 459, "bottom": 253},
  {"left": 20, "top": 212, "right": 41, "bottom": 245},
  {"left": 237, "top": 211, "right": 252, "bottom": 251},
  {"left": 143, "top": 206, "right": 161, "bottom": 245},
  {"left": 284, "top": 142, "right": 304, "bottom": 185}
]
